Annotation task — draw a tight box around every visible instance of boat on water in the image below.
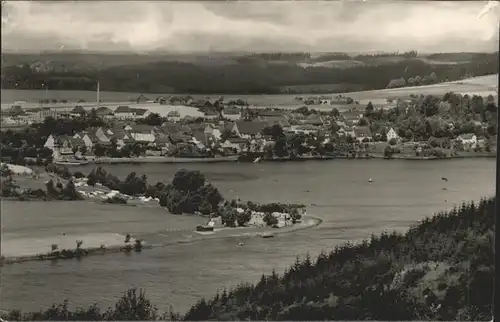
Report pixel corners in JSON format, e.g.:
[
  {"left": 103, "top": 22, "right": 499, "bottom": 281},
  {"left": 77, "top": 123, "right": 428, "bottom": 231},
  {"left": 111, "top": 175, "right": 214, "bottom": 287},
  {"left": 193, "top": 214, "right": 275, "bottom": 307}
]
[
  {"left": 261, "top": 232, "right": 275, "bottom": 239},
  {"left": 253, "top": 157, "right": 262, "bottom": 164}
]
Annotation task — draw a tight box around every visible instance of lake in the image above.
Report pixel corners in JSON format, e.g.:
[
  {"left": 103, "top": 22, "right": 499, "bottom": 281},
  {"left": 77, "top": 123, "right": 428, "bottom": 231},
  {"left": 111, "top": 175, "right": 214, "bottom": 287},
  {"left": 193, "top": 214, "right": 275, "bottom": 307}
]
[{"left": 0, "top": 158, "right": 496, "bottom": 314}]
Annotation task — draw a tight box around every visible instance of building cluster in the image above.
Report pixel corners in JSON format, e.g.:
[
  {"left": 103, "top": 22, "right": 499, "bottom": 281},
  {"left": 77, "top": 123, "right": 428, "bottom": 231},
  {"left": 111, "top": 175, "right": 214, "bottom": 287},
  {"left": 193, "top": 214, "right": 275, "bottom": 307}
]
[
  {"left": 0, "top": 104, "right": 153, "bottom": 128},
  {"left": 5, "top": 94, "right": 490, "bottom": 158},
  {"left": 40, "top": 101, "right": 411, "bottom": 159}
]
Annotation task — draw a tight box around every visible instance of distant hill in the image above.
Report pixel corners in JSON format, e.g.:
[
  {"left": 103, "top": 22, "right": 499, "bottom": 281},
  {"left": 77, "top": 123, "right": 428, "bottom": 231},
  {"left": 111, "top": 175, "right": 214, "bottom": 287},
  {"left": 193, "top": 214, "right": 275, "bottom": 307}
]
[{"left": 1, "top": 51, "right": 498, "bottom": 94}]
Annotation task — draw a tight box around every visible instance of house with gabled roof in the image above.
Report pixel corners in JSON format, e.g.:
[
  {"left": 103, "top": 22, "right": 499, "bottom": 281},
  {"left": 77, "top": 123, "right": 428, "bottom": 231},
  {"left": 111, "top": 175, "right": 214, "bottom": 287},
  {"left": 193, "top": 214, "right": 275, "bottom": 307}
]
[
  {"left": 222, "top": 106, "right": 241, "bottom": 121},
  {"left": 265, "top": 116, "right": 291, "bottom": 130},
  {"left": 221, "top": 137, "right": 249, "bottom": 153},
  {"left": 73, "top": 131, "right": 94, "bottom": 150},
  {"left": 191, "top": 131, "right": 211, "bottom": 149},
  {"left": 95, "top": 106, "right": 114, "bottom": 118},
  {"left": 257, "top": 109, "right": 285, "bottom": 118},
  {"left": 204, "top": 109, "right": 220, "bottom": 120},
  {"left": 167, "top": 96, "right": 189, "bottom": 105},
  {"left": 8, "top": 105, "right": 25, "bottom": 117},
  {"left": 353, "top": 126, "right": 373, "bottom": 142},
  {"left": 190, "top": 99, "right": 213, "bottom": 108},
  {"left": 114, "top": 105, "right": 134, "bottom": 119},
  {"left": 232, "top": 120, "right": 269, "bottom": 139},
  {"left": 44, "top": 134, "right": 86, "bottom": 155},
  {"left": 155, "top": 96, "right": 167, "bottom": 104},
  {"left": 291, "top": 124, "right": 321, "bottom": 135},
  {"left": 303, "top": 114, "right": 325, "bottom": 126},
  {"left": 130, "top": 108, "right": 150, "bottom": 119},
  {"left": 70, "top": 105, "right": 86, "bottom": 117},
  {"left": 136, "top": 94, "right": 149, "bottom": 103},
  {"left": 120, "top": 124, "right": 156, "bottom": 143},
  {"left": 341, "top": 110, "right": 362, "bottom": 123},
  {"left": 94, "top": 127, "right": 112, "bottom": 145},
  {"left": 456, "top": 133, "right": 477, "bottom": 150}
]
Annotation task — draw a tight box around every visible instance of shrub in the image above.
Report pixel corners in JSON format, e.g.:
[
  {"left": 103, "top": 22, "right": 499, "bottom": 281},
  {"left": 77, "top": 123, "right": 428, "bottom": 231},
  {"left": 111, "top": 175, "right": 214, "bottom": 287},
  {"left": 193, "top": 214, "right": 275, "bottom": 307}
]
[
  {"left": 73, "top": 171, "right": 84, "bottom": 179},
  {"left": 104, "top": 196, "right": 127, "bottom": 204},
  {"left": 263, "top": 213, "right": 278, "bottom": 226}
]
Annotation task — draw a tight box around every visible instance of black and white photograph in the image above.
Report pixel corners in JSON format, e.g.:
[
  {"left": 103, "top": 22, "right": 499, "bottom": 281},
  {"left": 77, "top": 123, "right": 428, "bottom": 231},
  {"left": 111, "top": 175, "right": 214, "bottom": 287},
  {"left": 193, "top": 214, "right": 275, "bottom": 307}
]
[{"left": 0, "top": 0, "right": 498, "bottom": 320}]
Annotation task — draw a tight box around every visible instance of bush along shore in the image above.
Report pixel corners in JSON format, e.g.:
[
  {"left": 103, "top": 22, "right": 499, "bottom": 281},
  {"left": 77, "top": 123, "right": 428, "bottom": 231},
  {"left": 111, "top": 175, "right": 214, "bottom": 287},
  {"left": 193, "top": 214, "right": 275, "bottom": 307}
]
[
  {"left": 82, "top": 166, "right": 306, "bottom": 228},
  {"left": 1, "top": 197, "right": 494, "bottom": 321},
  {"left": 1, "top": 165, "right": 307, "bottom": 264}
]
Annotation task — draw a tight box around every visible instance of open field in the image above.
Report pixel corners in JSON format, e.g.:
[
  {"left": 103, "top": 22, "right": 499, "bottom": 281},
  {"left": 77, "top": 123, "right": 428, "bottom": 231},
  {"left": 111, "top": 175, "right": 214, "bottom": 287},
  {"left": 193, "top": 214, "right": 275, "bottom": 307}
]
[
  {"left": 1, "top": 74, "right": 497, "bottom": 110},
  {"left": 341, "top": 74, "right": 498, "bottom": 104}
]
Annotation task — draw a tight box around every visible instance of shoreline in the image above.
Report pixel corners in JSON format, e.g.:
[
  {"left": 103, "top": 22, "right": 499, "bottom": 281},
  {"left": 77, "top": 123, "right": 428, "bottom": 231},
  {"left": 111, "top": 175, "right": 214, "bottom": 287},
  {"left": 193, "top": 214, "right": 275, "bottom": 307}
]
[
  {"left": 90, "top": 156, "right": 239, "bottom": 164},
  {"left": 0, "top": 216, "right": 322, "bottom": 265},
  {"left": 370, "top": 153, "right": 496, "bottom": 161},
  {"left": 75, "top": 153, "right": 496, "bottom": 165}
]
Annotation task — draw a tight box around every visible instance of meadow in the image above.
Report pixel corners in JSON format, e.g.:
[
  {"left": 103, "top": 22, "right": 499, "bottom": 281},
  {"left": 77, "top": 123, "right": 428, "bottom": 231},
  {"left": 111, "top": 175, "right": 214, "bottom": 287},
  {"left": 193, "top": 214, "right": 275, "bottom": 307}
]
[{"left": 1, "top": 74, "right": 497, "bottom": 112}]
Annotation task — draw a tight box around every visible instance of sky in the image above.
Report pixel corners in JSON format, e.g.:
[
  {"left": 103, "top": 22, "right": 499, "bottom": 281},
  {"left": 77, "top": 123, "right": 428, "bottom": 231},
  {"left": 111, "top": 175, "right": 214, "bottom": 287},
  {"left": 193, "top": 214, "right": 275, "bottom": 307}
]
[{"left": 1, "top": 1, "right": 499, "bottom": 53}]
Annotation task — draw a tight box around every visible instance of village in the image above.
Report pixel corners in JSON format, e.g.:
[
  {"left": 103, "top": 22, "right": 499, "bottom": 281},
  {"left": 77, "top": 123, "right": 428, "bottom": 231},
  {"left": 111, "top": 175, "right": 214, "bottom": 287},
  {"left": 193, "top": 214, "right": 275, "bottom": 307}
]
[{"left": 1, "top": 92, "right": 497, "bottom": 163}]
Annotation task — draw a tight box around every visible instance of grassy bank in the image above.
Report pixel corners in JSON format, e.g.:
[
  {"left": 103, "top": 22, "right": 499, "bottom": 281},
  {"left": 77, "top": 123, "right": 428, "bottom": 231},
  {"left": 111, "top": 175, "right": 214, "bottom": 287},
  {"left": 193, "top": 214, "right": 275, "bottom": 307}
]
[{"left": 1, "top": 197, "right": 494, "bottom": 321}]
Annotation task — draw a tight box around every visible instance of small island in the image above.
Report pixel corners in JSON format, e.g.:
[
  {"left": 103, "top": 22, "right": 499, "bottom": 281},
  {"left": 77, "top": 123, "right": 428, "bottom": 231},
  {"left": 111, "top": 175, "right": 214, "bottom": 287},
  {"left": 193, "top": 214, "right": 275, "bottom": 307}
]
[{"left": 1, "top": 163, "right": 314, "bottom": 265}]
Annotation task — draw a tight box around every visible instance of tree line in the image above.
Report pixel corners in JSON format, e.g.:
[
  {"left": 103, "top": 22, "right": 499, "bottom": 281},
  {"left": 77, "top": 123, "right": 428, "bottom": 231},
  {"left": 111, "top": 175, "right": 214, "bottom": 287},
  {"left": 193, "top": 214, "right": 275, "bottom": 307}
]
[
  {"left": 2, "top": 53, "right": 497, "bottom": 93},
  {"left": 1, "top": 196, "right": 494, "bottom": 320}
]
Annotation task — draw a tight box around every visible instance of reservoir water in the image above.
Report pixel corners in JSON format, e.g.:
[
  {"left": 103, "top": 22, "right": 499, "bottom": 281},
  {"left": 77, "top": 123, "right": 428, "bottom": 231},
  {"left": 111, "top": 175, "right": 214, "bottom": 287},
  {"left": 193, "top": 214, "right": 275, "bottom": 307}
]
[{"left": 0, "top": 159, "right": 496, "bottom": 313}]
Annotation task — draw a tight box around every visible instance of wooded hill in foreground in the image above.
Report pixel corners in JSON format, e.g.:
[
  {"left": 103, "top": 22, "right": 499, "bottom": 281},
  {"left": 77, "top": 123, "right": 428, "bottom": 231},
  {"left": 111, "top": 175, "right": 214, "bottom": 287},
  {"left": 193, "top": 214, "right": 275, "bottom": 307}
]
[{"left": 2, "top": 197, "right": 495, "bottom": 321}]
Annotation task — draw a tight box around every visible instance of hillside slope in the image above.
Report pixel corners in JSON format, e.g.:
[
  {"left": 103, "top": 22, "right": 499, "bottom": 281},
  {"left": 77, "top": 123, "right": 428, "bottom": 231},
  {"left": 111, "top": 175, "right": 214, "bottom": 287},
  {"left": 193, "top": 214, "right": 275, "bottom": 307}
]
[
  {"left": 182, "top": 198, "right": 494, "bottom": 321},
  {"left": 342, "top": 74, "right": 498, "bottom": 101}
]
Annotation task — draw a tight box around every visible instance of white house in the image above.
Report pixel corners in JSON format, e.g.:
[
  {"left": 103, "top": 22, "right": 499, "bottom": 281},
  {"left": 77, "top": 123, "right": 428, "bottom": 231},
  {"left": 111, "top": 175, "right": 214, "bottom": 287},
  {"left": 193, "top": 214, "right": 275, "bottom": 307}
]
[
  {"left": 131, "top": 108, "right": 151, "bottom": 119},
  {"left": 457, "top": 133, "right": 477, "bottom": 150},
  {"left": 203, "top": 124, "right": 222, "bottom": 141},
  {"left": 291, "top": 124, "right": 320, "bottom": 135},
  {"left": 114, "top": 106, "right": 135, "bottom": 120},
  {"left": 44, "top": 134, "right": 56, "bottom": 151},
  {"left": 130, "top": 132, "right": 155, "bottom": 143},
  {"left": 73, "top": 132, "right": 94, "bottom": 150},
  {"left": 386, "top": 127, "right": 400, "bottom": 142}
]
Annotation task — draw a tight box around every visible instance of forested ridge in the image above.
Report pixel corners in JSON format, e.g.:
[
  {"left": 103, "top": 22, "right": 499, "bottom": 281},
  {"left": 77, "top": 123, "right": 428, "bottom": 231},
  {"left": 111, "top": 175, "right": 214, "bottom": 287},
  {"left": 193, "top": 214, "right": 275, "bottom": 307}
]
[
  {"left": 1, "top": 52, "right": 498, "bottom": 94},
  {"left": 2, "top": 197, "right": 495, "bottom": 321}
]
